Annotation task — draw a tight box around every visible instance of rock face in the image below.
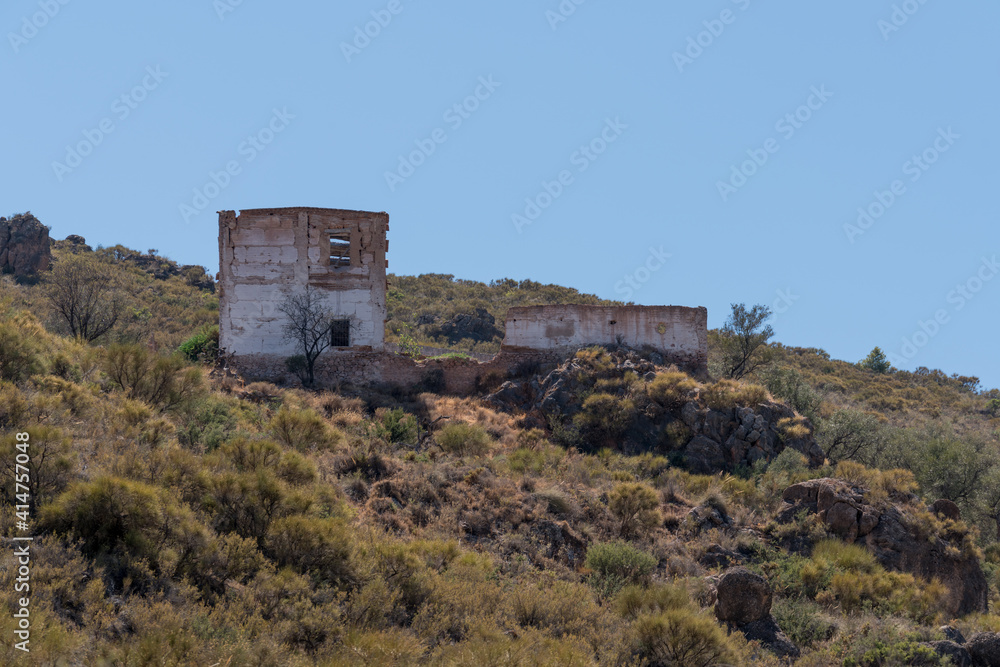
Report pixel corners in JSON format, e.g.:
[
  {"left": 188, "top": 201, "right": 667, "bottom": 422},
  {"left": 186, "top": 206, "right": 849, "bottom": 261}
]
[
  {"left": 778, "top": 478, "right": 988, "bottom": 617},
  {"left": 714, "top": 567, "right": 799, "bottom": 658},
  {"left": 0, "top": 213, "right": 50, "bottom": 278},
  {"left": 487, "top": 347, "right": 824, "bottom": 472},
  {"left": 926, "top": 641, "right": 972, "bottom": 667},
  {"left": 682, "top": 402, "right": 825, "bottom": 472},
  {"left": 966, "top": 633, "right": 1000, "bottom": 667}
]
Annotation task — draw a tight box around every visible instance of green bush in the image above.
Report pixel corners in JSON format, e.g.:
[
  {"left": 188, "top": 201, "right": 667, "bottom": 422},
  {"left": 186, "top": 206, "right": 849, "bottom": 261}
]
[
  {"left": 585, "top": 541, "right": 657, "bottom": 597},
  {"left": 573, "top": 392, "right": 636, "bottom": 446},
  {"left": 633, "top": 608, "right": 736, "bottom": 667},
  {"left": 771, "top": 597, "right": 836, "bottom": 648},
  {"left": 266, "top": 515, "right": 353, "bottom": 587},
  {"left": 40, "top": 476, "right": 208, "bottom": 587},
  {"left": 178, "top": 325, "right": 219, "bottom": 363},
  {"left": 435, "top": 422, "right": 492, "bottom": 456},
  {"left": 616, "top": 583, "right": 689, "bottom": 620},
  {"left": 608, "top": 482, "right": 661, "bottom": 538},
  {"left": 103, "top": 344, "right": 203, "bottom": 410},
  {"left": 647, "top": 371, "right": 698, "bottom": 408},
  {"left": 0, "top": 313, "right": 47, "bottom": 382},
  {"left": 375, "top": 407, "right": 420, "bottom": 445},
  {"left": 270, "top": 405, "right": 343, "bottom": 452},
  {"left": 701, "top": 379, "right": 768, "bottom": 411}
]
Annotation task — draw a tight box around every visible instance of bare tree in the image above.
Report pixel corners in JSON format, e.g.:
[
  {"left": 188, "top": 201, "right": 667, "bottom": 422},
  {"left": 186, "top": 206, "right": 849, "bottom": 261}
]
[
  {"left": 278, "top": 287, "right": 335, "bottom": 387},
  {"left": 44, "top": 253, "right": 133, "bottom": 342}
]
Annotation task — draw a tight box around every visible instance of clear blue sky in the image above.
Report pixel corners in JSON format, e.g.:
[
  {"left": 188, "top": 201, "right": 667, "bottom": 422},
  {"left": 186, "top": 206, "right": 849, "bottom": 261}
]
[{"left": 3, "top": 1, "right": 998, "bottom": 389}]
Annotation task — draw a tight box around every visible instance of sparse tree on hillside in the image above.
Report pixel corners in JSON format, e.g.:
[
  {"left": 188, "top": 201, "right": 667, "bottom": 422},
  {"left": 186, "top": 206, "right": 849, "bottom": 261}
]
[
  {"left": 860, "top": 346, "right": 892, "bottom": 374},
  {"left": 44, "top": 253, "right": 133, "bottom": 342},
  {"left": 716, "top": 303, "right": 774, "bottom": 380},
  {"left": 279, "top": 287, "right": 335, "bottom": 388}
]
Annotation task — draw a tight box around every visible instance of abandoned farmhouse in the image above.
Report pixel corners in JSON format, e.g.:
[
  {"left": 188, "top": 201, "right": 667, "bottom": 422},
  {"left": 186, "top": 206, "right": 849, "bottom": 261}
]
[{"left": 218, "top": 207, "right": 707, "bottom": 391}]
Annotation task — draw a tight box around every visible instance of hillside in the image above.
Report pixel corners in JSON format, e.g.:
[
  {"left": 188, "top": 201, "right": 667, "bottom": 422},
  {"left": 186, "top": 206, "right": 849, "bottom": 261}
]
[
  {"left": 1, "top": 236, "right": 999, "bottom": 664},
  {"left": 386, "top": 273, "right": 626, "bottom": 352}
]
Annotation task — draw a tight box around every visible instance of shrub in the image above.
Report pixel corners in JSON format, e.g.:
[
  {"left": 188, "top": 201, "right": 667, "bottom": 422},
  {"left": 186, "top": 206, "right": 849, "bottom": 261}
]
[
  {"left": 633, "top": 608, "right": 736, "bottom": 667},
  {"left": 647, "top": 371, "right": 698, "bottom": 408},
  {"left": 0, "top": 426, "right": 75, "bottom": 510},
  {"left": 0, "top": 380, "right": 29, "bottom": 427},
  {"left": 375, "top": 407, "right": 419, "bottom": 445},
  {"left": 178, "top": 325, "right": 219, "bottom": 363},
  {"left": 40, "top": 476, "right": 208, "bottom": 587},
  {"left": 701, "top": 379, "right": 768, "bottom": 411},
  {"left": 616, "top": 583, "right": 690, "bottom": 620},
  {"left": 435, "top": 422, "right": 492, "bottom": 456},
  {"left": 270, "top": 405, "right": 342, "bottom": 452},
  {"left": 609, "top": 482, "right": 662, "bottom": 538},
  {"left": 204, "top": 469, "right": 285, "bottom": 542},
  {"left": 265, "top": 515, "right": 353, "bottom": 587},
  {"left": 0, "top": 313, "right": 47, "bottom": 382},
  {"left": 573, "top": 392, "right": 636, "bottom": 445},
  {"left": 777, "top": 416, "right": 811, "bottom": 441},
  {"left": 818, "top": 409, "right": 889, "bottom": 464},
  {"left": 771, "top": 597, "right": 836, "bottom": 648},
  {"left": 585, "top": 541, "right": 657, "bottom": 597},
  {"left": 103, "top": 344, "right": 203, "bottom": 410},
  {"left": 534, "top": 487, "right": 578, "bottom": 517}
]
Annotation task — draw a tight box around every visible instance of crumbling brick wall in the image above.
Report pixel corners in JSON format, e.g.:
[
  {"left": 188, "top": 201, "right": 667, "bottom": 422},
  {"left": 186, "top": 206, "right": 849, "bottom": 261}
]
[{"left": 218, "top": 207, "right": 388, "bottom": 358}]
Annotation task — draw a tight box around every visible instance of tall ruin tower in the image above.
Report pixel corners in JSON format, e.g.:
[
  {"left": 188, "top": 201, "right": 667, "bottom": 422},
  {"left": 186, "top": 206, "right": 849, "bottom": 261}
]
[{"left": 218, "top": 207, "right": 389, "bottom": 364}]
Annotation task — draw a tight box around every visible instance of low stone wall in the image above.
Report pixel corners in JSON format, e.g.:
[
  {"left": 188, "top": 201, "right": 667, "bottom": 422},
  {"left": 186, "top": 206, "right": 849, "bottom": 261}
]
[{"left": 228, "top": 348, "right": 560, "bottom": 394}]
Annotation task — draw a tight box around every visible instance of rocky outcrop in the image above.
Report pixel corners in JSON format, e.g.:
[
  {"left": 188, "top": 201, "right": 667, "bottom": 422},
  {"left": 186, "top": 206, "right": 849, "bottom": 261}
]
[
  {"left": 778, "top": 478, "right": 988, "bottom": 617},
  {"left": 967, "top": 633, "right": 1000, "bottom": 667},
  {"left": 714, "top": 567, "right": 799, "bottom": 658},
  {"left": 681, "top": 402, "right": 825, "bottom": 472},
  {"left": 0, "top": 212, "right": 50, "bottom": 278},
  {"left": 925, "top": 641, "right": 972, "bottom": 667},
  {"left": 487, "top": 347, "right": 824, "bottom": 473}
]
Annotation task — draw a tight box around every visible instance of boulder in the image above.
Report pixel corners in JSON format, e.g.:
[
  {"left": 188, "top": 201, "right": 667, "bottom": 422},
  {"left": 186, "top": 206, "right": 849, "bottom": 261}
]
[
  {"left": 931, "top": 498, "right": 961, "bottom": 521},
  {"left": 715, "top": 568, "right": 799, "bottom": 658},
  {"left": 715, "top": 567, "right": 771, "bottom": 624},
  {"left": 684, "top": 436, "right": 726, "bottom": 474},
  {"left": 0, "top": 213, "right": 50, "bottom": 278},
  {"left": 940, "top": 626, "right": 966, "bottom": 644},
  {"left": 967, "top": 633, "right": 1000, "bottom": 667},
  {"left": 925, "top": 641, "right": 972, "bottom": 667},
  {"left": 740, "top": 616, "right": 800, "bottom": 659}
]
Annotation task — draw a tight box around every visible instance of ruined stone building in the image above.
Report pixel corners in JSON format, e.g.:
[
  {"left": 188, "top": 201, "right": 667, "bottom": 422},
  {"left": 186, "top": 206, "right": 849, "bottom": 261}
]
[{"left": 219, "top": 206, "right": 707, "bottom": 390}]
